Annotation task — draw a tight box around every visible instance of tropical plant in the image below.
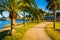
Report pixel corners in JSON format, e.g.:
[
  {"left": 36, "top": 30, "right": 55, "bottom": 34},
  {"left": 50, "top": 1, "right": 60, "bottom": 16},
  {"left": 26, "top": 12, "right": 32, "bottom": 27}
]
[
  {"left": 46, "top": 0, "right": 60, "bottom": 28},
  {"left": 0, "top": 0, "right": 38, "bottom": 35},
  {"left": 19, "top": 0, "right": 38, "bottom": 26},
  {"left": 19, "top": 1, "right": 43, "bottom": 23},
  {"left": 22, "top": 7, "right": 43, "bottom": 23},
  {"left": 45, "top": 12, "right": 50, "bottom": 16},
  {"left": 39, "top": 9, "right": 47, "bottom": 21}
]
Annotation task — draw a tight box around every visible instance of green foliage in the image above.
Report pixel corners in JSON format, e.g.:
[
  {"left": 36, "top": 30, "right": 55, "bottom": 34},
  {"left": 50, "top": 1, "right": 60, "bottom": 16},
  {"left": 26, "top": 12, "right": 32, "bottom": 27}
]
[
  {"left": 45, "top": 13, "right": 50, "bottom": 16},
  {"left": 0, "top": 0, "right": 37, "bottom": 12},
  {"left": 0, "top": 0, "right": 44, "bottom": 22},
  {"left": 56, "top": 12, "right": 60, "bottom": 17},
  {"left": 46, "top": 0, "right": 60, "bottom": 11}
]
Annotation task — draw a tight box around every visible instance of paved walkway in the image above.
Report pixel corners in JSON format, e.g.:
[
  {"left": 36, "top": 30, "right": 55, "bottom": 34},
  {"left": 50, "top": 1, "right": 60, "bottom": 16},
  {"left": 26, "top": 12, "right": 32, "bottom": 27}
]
[{"left": 23, "top": 22, "right": 52, "bottom": 40}]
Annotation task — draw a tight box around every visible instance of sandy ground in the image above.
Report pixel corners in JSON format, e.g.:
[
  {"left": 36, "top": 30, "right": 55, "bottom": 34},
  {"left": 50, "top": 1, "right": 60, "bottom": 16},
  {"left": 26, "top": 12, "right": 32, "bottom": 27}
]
[{"left": 23, "top": 22, "right": 52, "bottom": 40}]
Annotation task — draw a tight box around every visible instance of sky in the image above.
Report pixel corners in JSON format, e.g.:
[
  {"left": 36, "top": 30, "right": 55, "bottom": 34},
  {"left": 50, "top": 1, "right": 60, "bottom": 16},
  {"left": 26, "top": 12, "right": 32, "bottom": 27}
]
[
  {"left": 35, "top": 0, "right": 48, "bottom": 12},
  {"left": 0, "top": 0, "right": 48, "bottom": 18}
]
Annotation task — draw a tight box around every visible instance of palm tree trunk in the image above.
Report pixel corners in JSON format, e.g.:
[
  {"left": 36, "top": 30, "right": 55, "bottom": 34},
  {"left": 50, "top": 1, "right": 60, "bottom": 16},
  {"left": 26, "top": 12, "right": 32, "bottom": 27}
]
[
  {"left": 33, "top": 17, "right": 35, "bottom": 22},
  {"left": 23, "top": 12, "right": 26, "bottom": 26},
  {"left": 53, "top": 10, "right": 56, "bottom": 28},
  {"left": 53, "top": 0, "right": 57, "bottom": 28},
  {"left": 9, "top": 12, "right": 17, "bottom": 35},
  {"left": 29, "top": 14, "right": 32, "bottom": 22},
  {"left": 10, "top": 18, "right": 16, "bottom": 35},
  {"left": 37, "top": 16, "right": 40, "bottom": 23}
]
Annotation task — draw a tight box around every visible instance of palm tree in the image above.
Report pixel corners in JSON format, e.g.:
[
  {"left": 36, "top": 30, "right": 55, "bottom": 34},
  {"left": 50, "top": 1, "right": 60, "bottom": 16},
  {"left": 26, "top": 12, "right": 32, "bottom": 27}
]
[
  {"left": 0, "top": 0, "right": 38, "bottom": 35},
  {"left": 39, "top": 9, "right": 47, "bottom": 21},
  {"left": 18, "top": 0, "right": 38, "bottom": 26},
  {"left": 22, "top": 7, "right": 44, "bottom": 23},
  {"left": 19, "top": 1, "right": 42, "bottom": 23},
  {"left": 46, "top": 0, "right": 60, "bottom": 28}
]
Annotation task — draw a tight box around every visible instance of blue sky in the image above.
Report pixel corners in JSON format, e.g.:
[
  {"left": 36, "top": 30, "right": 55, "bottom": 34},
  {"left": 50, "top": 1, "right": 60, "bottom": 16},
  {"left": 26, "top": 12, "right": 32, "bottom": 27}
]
[
  {"left": 0, "top": 0, "right": 48, "bottom": 18},
  {"left": 35, "top": 0, "right": 48, "bottom": 12}
]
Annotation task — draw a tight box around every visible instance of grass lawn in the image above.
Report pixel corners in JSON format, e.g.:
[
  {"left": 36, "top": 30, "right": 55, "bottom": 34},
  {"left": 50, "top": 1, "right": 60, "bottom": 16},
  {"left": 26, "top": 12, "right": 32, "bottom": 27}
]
[
  {"left": 45, "top": 22, "right": 60, "bottom": 40},
  {"left": 0, "top": 22, "right": 38, "bottom": 40}
]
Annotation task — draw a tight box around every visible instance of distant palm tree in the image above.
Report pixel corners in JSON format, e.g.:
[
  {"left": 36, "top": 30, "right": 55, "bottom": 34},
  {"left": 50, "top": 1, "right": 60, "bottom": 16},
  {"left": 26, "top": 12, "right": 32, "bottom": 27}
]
[
  {"left": 0, "top": 0, "right": 38, "bottom": 35},
  {"left": 46, "top": 0, "right": 60, "bottom": 28},
  {"left": 39, "top": 9, "right": 47, "bottom": 21},
  {"left": 20, "top": 2, "right": 43, "bottom": 23},
  {"left": 23, "top": 7, "right": 44, "bottom": 23},
  {"left": 19, "top": 0, "right": 38, "bottom": 25}
]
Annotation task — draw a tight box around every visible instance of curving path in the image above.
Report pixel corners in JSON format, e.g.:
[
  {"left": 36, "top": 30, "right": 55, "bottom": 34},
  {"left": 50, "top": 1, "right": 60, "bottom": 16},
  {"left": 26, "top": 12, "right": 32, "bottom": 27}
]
[{"left": 23, "top": 22, "right": 52, "bottom": 40}]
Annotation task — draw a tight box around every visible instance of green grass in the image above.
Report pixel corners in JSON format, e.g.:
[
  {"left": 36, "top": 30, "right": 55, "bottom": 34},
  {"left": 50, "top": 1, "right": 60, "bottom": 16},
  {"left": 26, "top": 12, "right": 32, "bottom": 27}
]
[
  {"left": 55, "top": 22, "right": 60, "bottom": 29},
  {"left": 0, "top": 22, "right": 38, "bottom": 40},
  {"left": 45, "top": 22, "right": 60, "bottom": 40}
]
